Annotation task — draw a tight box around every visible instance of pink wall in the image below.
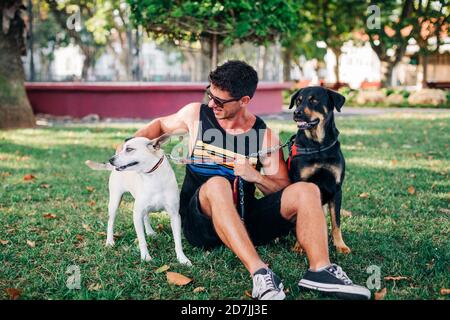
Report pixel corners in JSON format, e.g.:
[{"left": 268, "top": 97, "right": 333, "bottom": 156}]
[{"left": 25, "top": 82, "right": 290, "bottom": 118}]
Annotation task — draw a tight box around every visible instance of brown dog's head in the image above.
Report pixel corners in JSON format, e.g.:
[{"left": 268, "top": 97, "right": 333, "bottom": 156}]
[{"left": 289, "top": 86, "right": 345, "bottom": 131}]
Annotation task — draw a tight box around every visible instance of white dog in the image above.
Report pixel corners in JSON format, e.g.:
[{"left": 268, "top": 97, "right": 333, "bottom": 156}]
[{"left": 85, "top": 135, "right": 191, "bottom": 265}]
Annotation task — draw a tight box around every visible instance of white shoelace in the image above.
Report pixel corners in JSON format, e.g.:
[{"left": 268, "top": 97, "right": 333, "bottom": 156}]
[{"left": 330, "top": 264, "right": 353, "bottom": 285}]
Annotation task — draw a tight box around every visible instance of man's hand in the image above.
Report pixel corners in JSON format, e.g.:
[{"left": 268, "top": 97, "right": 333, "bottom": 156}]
[{"left": 234, "top": 158, "right": 262, "bottom": 184}]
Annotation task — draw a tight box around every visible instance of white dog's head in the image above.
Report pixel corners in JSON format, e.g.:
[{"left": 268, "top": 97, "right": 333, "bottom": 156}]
[{"left": 109, "top": 135, "right": 170, "bottom": 172}]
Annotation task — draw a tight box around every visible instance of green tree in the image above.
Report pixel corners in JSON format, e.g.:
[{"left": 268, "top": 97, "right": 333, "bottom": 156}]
[
  {"left": 410, "top": 0, "right": 449, "bottom": 87},
  {"left": 365, "top": 0, "right": 414, "bottom": 87},
  {"left": 127, "top": 0, "right": 301, "bottom": 70},
  {"left": 0, "top": 1, "right": 35, "bottom": 129}
]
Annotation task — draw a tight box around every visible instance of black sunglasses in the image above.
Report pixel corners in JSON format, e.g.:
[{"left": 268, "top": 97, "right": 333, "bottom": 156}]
[{"left": 205, "top": 85, "right": 241, "bottom": 107}]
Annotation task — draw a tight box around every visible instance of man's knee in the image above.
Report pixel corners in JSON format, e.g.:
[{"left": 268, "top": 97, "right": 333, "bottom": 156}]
[
  {"left": 203, "top": 176, "right": 232, "bottom": 198},
  {"left": 281, "top": 182, "right": 321, "bottom": 220}
]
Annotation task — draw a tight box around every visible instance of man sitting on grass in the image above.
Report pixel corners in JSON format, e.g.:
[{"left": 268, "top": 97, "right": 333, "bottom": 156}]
[{"left": 120, "top": 60, "right": 371, "bottom": 300}]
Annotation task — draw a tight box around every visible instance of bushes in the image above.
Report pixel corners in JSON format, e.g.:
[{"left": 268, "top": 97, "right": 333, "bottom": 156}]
[{"left": 282, "top": 87, "right": 449, "bottom": 108}]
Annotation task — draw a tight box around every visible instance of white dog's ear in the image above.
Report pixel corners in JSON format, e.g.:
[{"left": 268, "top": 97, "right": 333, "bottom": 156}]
[{"left": 149, "top": 133, "right": 171, "bottom": 150}]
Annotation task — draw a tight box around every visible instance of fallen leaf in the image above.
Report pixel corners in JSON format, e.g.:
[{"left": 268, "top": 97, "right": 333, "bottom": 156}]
[
  {"left": 157, "top": 224, "right": 164, "bottom": 232},
  {"left": 440, "top": 288, "right": 450, "bottom": 295},
  {"left": 414, "top": 153, "right": 423, "bottom": 157},
  {"left": 75, "top": 234, "right": 84, "bottom": 242},
  {"left": 193, "top": 287, "right": 206, "bottom": 293},
  {"left": 166, "top": 272, "right": 192, "bottom": 286},
  {"left": 342, "top": 209, "right": 353, "bottom": 217},
  {"left": 88, "top": 283, "right": 102, "bottom": 291},
  {"left": 82, "top": 223, "right": 92, "bottom": 232},
  {"left": 23, "top": 174, "right": 36, "bottom": 181},
  {"left": 408, "top": 186, "right": 416, "bottom": 195},
  {"left": 0, "top": 239, "right": 9, "bottom": 245},
  {"left": 5, "top": 288, "right": 21, "bottom": 300},
  {"left": 86, "top": 186, "right": 95, "bottom": 192},
  {"left": 244, "top": 290, "right": 253, "bottom": 299},
  {"left": 26, "top": 240, "right": 35, "bottom": 248},
  {"left": 87, "top": 200, "right": 96, "bottom": 207},
  {"left": 409, "top": 174, "right": 416, "bottom": 179},
  {"left": 384, "top": 276, "right": 409, "bottom": 281},
  {"left": 374, "top": 288, "right": 387, "bottom": 300},
  {"left": 391, "top": 159, "right": 398, "bottom": 166},
  {"left": 359, "top": 192, "right": 369, "bottom": 199},
  {"left": 43, "top": 213, "right": 57, "bottom": 219},
  {"left": 292, "top": 241, "right": 304, "bottom": 254},
  {"left": 438, "top": 208, "right": 450, "bottom": 214},
  {"left": 155, "top": 264, "right": 170, "bottom": 274},
  {"left": 1, "top": 172, "right": 11, "bottom": 177},
  {"left": 97, "top": 231, "right": 107, "bottom": 236}
]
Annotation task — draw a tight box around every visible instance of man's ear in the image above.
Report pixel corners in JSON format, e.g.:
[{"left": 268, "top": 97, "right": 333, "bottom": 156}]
[
  {"left": 289, "top": 89, "right": 303, "bottom": 109},
  {"left": 327, "top": 89, "right": 345, "bottom": 112},
  {"left": 149, "top": 133, "right": 171, "bottom": 150}
]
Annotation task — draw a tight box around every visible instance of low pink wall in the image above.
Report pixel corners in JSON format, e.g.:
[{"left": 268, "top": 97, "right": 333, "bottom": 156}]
[{"left": 25, "top": 82, "right": 290, "bottom": 118}]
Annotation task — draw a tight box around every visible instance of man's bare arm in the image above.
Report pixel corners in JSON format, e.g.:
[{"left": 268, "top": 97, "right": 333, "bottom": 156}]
[{"left": 116, "top": 103, "right": 200, "bottom": 152}]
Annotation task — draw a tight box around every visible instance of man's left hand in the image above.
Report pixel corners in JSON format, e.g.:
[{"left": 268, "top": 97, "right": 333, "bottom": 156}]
[{"left": 234, "top": 157, "right": 262, "bottom": 184}]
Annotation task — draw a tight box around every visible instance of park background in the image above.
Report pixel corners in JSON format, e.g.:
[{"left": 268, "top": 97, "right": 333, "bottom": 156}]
[{"left": 0, "top": 0, "right": 449, "bottom": 300}]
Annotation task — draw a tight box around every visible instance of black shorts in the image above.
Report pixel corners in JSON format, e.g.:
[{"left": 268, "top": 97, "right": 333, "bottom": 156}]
[{"left": 180, "top": 186, "right": 295, "bottom": 249}]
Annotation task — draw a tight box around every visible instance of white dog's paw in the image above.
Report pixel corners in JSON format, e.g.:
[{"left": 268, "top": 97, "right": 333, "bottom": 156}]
[
  {"left": 105, "top": 239, "right": 115, "bottom": 247},
  {"left": 145, "top": 230, "right": 157, "bottom": 237},
  {"left": 177, "top": 255, "right": 192, "bottom": 266},
  {"left": 141, "top": 253, "right": 152, "bottom": 262}
]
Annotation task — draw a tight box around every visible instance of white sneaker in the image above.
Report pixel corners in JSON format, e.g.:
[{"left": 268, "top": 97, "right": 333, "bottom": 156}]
[{"left": 252, "top": 268, "right": 286, "bottom": 300}]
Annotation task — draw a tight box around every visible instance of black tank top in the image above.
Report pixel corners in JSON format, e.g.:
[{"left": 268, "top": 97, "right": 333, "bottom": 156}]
[{"left": 180, "top": 104, "right": 267, "bottom": 206}]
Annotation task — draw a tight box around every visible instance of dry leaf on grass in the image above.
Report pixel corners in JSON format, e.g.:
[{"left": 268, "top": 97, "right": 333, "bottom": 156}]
[
  {"left": 438, "top": 208, "right": 450, "bottom": 214},
  {"left": 5, "top": 288, "right": 21, "bottom": 300},
  {"left": 384, "top": 276, "right": 409, "bottom": 281},
  {"left": 86, "top": 186, "right": 95, "bottom": 192},
  {"left": 43, "top": 213, "right": 57, "bottom": 219},
  {"left": 193, "top": 287, "right": 206, "bottom": 293},
  {"left": 82, "top": 223, "right": 92, "bottom": 232},
  {"left": 374, "top": 288, "right": 387, "bottom": 300},
  {"left": 408, "top": 186, "right": 416, "bottom": 195},
  {"left": 75, "top": 234, "right": 84, "bottom": 242},
  {"left": 88, "top": 283, "right": 102, "bottom": 291},
  {"left": 87, "top": 200, "right": 96, "bottom": 207},
  {"left": 23, "top": 174, "right": 35, "bottom": 181},
  {"left": 40, "top": 184, "right": 51, "bottom": 189},
  {"left": 0, "top": 239, "right": 9, "bottom": 245},
  {"left": 26, "top": 240, "right": 35, "bottom": 248},
  {"left": 155, "top": 265, "right": 170, "bottom": 274},
  {"left": 244, "top": 290, "right": 253, "bottom": 299},
  {"left": 359, "top": 192, "right": 369, "bottom": 199},
  {"left": 166, "top": 272, "right": 192, "bottom": 286},
  {"left": 157, "top": 224, "right": 164, "bottom": 232},
  {"left": 440, "top": 288, "right": 450, "bottom": 295},
  {"left": 342, "top": 209, "right": 353, "bottom": 217},
  {"left": 292, "top": 241, "right": 304, "bottom": 254}
]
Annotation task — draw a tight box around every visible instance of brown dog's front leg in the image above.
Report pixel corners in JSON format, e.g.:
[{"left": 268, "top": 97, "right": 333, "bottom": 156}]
[{"left": 329, "top": 190, "right": 351, "bottom": 254}]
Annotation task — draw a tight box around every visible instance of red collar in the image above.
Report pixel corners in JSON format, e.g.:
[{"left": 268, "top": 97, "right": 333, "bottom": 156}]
[{"left": 145, "top": 156, "right": 164, "bottom": 174}]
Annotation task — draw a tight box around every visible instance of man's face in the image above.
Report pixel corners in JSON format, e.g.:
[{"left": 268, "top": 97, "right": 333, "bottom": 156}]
[{"left": 207, "top": 84, "right": 242, "bottom": 120}]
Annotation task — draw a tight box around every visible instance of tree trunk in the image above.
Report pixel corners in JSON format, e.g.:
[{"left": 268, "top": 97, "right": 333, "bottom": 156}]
[
  {"left": 0, "top": 1, "right": 35, "bottom": 129},
  {"left": 282, "top": 49, "right": 292, "bottom": 82},
  {"left": 421, "top": 54, "right": 429, "bottom": 88},
  {"left": 210, "top": 34, "right": 218, "bottom": 70},
  {"left": 380, "top": 60, "right": 395, "bottom": 88},
  {"left": 331, "top": 47, "right": 341, "bottom": 84}
]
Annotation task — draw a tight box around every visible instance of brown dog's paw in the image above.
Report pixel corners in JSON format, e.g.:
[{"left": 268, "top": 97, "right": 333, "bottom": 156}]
[
  {"left": 292, "top": 241, "right": 305, "bottom": 255},
  {"left": 335, "top": 244, "right": 352, "bottom": 254}
]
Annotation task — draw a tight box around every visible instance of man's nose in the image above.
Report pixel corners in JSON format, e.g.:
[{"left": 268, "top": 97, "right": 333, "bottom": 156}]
[{"left": 207, "top": 99, "right": 216, "bottom": 108}]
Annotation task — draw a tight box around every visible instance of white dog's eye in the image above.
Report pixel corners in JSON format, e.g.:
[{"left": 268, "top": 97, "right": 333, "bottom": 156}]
[{"left": 125, "top": 147, "right": 135, "bottom": 153}]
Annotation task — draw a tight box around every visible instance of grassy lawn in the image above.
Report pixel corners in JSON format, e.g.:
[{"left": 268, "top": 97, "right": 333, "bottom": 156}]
[{"left": 0, "top": 111, "right": 449, "bottom": 300}]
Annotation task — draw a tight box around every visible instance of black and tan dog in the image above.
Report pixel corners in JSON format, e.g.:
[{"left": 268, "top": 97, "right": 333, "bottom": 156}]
[{"left": 287, "top": 86, "right": 350, "bottom": 254}]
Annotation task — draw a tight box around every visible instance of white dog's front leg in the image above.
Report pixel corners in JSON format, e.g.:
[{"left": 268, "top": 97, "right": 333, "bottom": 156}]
[
  {"left": 167, "top": 204, "right": 192, "bottom": 266},
  {"left": 143, "top": 214, "right": 156, "bottom": 237},
  {"left": 106, "top": 192, "right": 122, "bottom": 247},
  {"left": 133, "top": 205, "right": 152, "bottom": 262}
]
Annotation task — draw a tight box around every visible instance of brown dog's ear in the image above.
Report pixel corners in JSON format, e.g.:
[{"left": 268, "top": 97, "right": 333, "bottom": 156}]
[
  {"left": 289, "top": 89, "right": 303, "bottom": 109},
  {"left": 327, "top": 89, "right": 345, "bottom": 112},
  {"left": 149, "top": 133, "right": 171, "bottom": 150}
]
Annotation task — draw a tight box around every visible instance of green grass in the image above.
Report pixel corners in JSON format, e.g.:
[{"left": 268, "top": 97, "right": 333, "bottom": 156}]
[{"left": 0, "top": 112, "right": 449, "bottom": 300}]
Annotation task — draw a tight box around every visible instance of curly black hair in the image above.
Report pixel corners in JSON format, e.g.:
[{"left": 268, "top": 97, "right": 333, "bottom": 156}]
[{"left": 208, "top": 60, "right": 258, "bottom": 99}]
